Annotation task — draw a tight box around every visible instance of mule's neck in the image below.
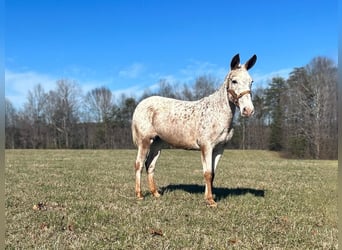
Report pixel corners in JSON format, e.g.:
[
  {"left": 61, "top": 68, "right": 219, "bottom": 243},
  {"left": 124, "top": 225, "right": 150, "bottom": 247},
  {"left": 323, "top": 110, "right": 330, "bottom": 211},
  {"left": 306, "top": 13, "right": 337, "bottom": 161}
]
[
  {"left": 220, "top": 80, "right": 236, "bottom": 114},
  {"left": 203, "top": 78, "right": 236, "bottom": 115}
]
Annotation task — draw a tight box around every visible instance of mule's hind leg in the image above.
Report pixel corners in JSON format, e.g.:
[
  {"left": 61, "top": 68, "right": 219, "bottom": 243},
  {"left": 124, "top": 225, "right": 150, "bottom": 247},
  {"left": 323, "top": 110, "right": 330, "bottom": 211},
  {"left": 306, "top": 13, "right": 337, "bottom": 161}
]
[
  {"left": 145, "top": 138, "right": 163, "bottom": 197},
  {"left": 135, "top": 139, "right": 150, "bottom": 199},
  {"left": 146, "top": 150, "right": 161, "bottom": 197}
]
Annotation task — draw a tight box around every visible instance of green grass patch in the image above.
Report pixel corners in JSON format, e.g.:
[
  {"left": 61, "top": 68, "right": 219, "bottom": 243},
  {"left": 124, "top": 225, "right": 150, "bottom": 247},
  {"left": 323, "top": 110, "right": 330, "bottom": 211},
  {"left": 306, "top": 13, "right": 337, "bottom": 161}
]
[{"left": 6, "top": 149, "right": 337, "bottom": 249}]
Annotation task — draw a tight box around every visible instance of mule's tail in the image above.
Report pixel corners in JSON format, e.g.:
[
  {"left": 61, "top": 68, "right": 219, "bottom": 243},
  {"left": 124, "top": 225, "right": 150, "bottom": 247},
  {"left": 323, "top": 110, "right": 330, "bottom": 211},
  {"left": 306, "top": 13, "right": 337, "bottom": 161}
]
[{"left": 131, "top": 120, "right": 139, "bottom": 147}]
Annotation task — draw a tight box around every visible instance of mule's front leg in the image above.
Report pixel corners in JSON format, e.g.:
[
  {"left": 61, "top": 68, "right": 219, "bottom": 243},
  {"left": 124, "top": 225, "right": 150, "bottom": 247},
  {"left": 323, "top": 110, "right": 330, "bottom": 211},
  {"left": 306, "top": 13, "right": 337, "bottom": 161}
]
[
  {"left": 204, "top": 171, "right": 216, "bottom": 207},
  {"left": 147, "top": 172, "right": 160, "bottom": 197},
  {"left": 201, "top": 146, "right": 217, "bottom": 207}
]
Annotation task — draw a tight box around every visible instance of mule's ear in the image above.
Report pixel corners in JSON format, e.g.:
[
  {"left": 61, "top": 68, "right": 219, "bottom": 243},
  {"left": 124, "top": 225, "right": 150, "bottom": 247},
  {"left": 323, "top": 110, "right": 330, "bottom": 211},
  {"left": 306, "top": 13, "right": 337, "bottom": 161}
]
[
  {"left": 245, "top": 54, "right": 257, "bottom": 70},
  {"left": 230, "top": 53, "right": 240, "bottom": 70}
]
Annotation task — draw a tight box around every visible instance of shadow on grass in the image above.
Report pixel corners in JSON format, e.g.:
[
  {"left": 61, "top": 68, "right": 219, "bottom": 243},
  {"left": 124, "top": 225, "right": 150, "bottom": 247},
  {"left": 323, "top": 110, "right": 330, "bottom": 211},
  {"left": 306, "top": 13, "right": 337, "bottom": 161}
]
[{"left": 161, "top": 184, "right": 265, "bottom": 201}]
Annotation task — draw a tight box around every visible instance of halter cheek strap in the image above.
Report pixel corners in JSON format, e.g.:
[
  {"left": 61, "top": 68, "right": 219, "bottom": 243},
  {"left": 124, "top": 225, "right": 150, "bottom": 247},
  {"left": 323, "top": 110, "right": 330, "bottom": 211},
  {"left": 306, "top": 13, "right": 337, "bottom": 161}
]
[{"left": 227, "top": 89, "right": 251, "bottom": 106}]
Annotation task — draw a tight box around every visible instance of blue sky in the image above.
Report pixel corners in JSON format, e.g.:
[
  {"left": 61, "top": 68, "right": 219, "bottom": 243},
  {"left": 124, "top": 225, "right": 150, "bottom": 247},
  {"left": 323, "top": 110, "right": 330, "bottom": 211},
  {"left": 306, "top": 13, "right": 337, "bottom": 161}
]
[{"left": 5, "top": 0, "right": 338, "bottom": 108}]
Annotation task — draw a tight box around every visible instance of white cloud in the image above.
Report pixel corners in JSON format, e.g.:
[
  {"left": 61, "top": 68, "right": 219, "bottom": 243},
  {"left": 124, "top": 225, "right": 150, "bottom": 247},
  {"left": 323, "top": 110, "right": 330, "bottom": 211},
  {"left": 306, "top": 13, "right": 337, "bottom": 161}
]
[
  {"left": 118, "top": 63, "right": 145, "bottom": 79},
  {"left": 252, "top": 68, "right": 292, "bottom": 88},
  {"left": 112, "top": 85, "right": 142, "bottom": 99},
  {"left": 4, "top": 64, "right": 294, "bottom": 111},
  {"left": 81, "top": 78, "right": 115, "bottom": 95},
  {"left": 149, "top": 73, "right": 178, "bottom": 84},
  {"left": 178, "top": 60, "right": 292, "bottom": 90},
  {"left": 179, "top": 60, "right": 227, "bottom": 82},
  {"left": 141, "top": 60, "right": 228, "bottom": 91},
  {"left": 114, "top": 60, "right": 229, "bottom": 98},
  {"left": 5, "top": 68, "right": 116, "bottom": 109},
  {"left": 5, "top": 69, "right": 58, "bottom": 109}
]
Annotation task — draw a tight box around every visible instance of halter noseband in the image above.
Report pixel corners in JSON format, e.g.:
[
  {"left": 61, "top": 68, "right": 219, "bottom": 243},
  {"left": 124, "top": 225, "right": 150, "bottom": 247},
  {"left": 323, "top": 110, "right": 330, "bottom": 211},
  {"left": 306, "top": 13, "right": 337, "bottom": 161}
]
[{"left": 227, "top": 88, "right": 251, "bottom": 106}]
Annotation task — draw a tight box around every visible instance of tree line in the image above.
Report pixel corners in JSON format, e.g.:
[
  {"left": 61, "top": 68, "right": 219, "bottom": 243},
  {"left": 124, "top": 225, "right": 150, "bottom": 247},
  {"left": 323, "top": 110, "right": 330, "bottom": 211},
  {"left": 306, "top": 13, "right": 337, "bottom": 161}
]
[{"left": 5, "top": 56, "right": 337, "bottom": 159}]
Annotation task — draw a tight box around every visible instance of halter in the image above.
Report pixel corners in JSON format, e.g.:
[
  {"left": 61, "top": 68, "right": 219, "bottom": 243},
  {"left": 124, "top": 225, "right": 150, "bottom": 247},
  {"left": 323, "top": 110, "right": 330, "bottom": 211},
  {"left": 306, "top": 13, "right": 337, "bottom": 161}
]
[{"left": 227, "top": 89, "right": 251, "bottom": 106}]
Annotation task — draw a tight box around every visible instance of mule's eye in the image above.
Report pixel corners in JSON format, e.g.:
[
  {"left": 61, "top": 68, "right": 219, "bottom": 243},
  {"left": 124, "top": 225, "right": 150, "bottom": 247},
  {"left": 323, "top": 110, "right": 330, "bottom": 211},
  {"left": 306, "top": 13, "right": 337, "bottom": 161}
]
[{"left": 232, "top": 80, "right": 238, "bottom": 84}]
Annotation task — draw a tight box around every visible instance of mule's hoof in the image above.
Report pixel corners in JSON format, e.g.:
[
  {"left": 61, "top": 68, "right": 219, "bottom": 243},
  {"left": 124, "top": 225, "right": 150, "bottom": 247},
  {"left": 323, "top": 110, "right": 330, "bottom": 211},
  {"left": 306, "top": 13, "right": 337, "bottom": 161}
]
[
  {"left": 136, "top": 192, "right": 144, "bottom": 200},
  {"left": 152, "top": 191, "right": 161, "bottom": 198},
  {"left": 206, "top": 199, "right": 217, "bottom": 207}
]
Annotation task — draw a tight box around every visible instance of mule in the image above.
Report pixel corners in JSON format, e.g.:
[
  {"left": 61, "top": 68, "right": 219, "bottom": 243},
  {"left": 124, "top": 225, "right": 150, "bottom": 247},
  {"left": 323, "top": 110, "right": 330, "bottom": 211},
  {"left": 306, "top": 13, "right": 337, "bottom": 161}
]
[{"left": 132, "top": 54, "right": 257, "bottom": 207}]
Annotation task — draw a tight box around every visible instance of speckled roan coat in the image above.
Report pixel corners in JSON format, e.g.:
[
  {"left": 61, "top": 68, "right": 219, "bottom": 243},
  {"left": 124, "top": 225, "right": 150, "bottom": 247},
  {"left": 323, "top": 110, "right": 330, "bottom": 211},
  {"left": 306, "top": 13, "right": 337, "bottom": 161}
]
[{"left": 132, "top": 54, "right": 257, "bottom": 206}]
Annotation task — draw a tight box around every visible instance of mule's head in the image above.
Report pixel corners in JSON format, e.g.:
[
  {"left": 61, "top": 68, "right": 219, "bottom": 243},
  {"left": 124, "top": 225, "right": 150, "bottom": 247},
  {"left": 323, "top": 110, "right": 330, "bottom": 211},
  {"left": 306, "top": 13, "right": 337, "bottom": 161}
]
[{"left": 226, "top": 54, "right": 257, "bottom": 117}]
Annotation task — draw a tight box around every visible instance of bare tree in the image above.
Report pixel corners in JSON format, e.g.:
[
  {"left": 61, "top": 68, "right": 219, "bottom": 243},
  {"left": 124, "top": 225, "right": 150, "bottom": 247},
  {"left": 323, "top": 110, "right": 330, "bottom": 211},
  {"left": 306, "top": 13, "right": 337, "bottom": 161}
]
[
  {"left": 22, "top": 84, "right": 48, "bottom": 148},
  {"left": 181, "top": 84, "right": 194, "bottom": 101},
  {"left": 157, "top": 79, "right": 181, "bottom": 99},
  {"left": 244, "top": 88, "right": 269, "bottom": 149},
  {"left": 286, "top": 57, "right": 337, "bottom": 158},
  {"left": 193, "top": 75, "right": 218, "bottom": 100},
  {"left": 45, "top": 79, "right": 81, "bottom": 148},
  {"left": 84, "top": 86, "right": 113, "bottom": 122},
  {"left": 115, "top": 94, "right": 137, "bottom": 126},
  {"left": 24, "top": 84, "right": 47, "bottom": 123},
  {"left": 5, "top": 98, "right": 18, "bottom": 148},
  {"left": 5, "top": 98, "right": 16, "bottom": 128},
  {"left": 305, "top": 57, "right": 337, "bottom": 159}
]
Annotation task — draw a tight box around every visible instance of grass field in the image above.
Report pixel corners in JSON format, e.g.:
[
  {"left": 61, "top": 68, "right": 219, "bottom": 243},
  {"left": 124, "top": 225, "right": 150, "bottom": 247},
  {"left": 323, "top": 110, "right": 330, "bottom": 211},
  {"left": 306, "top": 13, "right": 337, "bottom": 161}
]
[{"left": 5, "top": 149, "right": 337, "bottom": 249}]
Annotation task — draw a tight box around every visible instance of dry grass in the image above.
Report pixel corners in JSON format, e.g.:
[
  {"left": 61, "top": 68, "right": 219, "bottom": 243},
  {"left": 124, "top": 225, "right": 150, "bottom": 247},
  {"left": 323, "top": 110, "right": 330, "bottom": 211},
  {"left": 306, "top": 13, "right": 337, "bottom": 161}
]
[{"left": 5, "top": 149, "right": 338, "bottom": 249}]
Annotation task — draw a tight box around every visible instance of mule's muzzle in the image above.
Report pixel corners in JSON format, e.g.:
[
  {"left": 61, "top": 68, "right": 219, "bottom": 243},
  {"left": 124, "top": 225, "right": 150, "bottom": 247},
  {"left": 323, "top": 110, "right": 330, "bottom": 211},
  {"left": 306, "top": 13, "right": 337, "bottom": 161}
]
[
  {"left": 242, "top": 106, "right": 254, "bottom": 117},
  {"left": 227, "top": 88, "right": 254, "bottom": 117}
]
